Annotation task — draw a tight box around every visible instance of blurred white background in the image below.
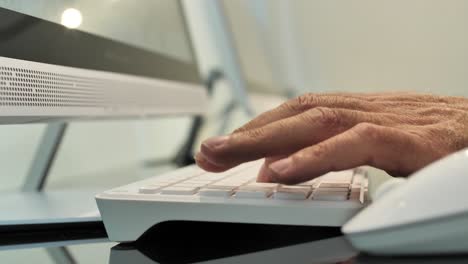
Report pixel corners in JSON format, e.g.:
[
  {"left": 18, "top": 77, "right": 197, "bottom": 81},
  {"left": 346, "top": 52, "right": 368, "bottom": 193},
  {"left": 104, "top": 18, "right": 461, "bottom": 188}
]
[
  {"left": 225, "top": 0, "right": 468, "bottom": 96},
  {"left": 1, "top": 0, "right": 468, "bottom": 262}
]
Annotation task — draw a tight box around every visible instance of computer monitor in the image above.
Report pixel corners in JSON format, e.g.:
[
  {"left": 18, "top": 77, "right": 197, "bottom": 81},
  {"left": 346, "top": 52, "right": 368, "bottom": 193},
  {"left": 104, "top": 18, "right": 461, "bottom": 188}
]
[
  {"left": 0, "top": 1, "right": 207, "bottom": 124},
  {"left": 0, "top": 1, "right": 207, "bottom": 248}
]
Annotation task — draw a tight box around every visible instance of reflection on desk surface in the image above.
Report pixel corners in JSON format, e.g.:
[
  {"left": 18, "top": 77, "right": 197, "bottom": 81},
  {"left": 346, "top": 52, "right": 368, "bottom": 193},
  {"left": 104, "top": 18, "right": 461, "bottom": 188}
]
[{"left": 107, "top": 221, "right": 468, "bottom": 264}]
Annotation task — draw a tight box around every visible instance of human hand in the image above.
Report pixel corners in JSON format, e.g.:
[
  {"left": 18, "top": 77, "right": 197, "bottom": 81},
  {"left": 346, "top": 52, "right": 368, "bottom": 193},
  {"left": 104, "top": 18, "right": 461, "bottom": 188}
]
[{"left": 195, "top": 92, "right": 468, "bottom": 184}]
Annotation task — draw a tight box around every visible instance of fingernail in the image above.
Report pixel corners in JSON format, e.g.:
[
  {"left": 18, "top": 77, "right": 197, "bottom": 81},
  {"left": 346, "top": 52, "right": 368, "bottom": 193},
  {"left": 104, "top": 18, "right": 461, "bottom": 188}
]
[
  {"left": 202, "top": 136, "right": 229, "bottom": 150},
  {"left": 256, "top": 163, "right": 272, "bottom": 183},
  {"left": 269, "top": 158, "right": 292, "bottom": 175},
  {"left": 194, "top": 152, "right": 207, "bottom": 163}
]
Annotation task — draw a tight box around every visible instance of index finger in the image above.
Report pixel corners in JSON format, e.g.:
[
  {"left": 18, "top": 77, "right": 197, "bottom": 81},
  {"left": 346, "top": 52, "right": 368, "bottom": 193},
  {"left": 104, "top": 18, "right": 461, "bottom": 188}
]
[{"left": 198, "top": 108, "right": 390, "bottom": 171}]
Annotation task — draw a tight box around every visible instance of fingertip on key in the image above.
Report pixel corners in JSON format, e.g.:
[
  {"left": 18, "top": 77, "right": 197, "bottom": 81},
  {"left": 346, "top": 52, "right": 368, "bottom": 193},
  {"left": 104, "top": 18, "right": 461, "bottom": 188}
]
[
  {"left": 269, "top": 158, "right": 292, "bottom": 176},
  {"left": 256, "top": 163, "right": 274, "bottom": 183},
  {"left": 194, "top": 152, "right": 227, "bottom": 172}
]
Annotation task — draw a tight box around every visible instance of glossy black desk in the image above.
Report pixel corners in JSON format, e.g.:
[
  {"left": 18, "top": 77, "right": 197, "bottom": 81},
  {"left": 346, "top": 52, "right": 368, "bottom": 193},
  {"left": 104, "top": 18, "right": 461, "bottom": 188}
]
[{"left": 107, "top": 221, "right": 468, "bottom": 264}]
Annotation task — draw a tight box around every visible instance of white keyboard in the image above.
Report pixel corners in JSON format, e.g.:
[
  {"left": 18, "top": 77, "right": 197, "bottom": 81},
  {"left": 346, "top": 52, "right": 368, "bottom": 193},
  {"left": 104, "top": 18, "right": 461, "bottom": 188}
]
[{"left": 96, "top": 160, "right": 369, "bottom": 242}]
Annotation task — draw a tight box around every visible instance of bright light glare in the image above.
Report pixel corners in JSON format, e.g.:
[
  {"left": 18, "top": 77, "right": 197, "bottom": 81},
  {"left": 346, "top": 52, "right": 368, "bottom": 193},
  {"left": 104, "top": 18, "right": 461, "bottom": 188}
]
[{"left": 61, "top": 8, "right": 82, "bottom": 29}]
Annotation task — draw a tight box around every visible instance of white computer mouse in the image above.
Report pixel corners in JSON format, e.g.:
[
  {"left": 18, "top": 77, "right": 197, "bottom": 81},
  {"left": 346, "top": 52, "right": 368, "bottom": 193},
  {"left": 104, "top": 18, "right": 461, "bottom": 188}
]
[{"left": 342, "top": 148, "right": 468, "bottom": 255}]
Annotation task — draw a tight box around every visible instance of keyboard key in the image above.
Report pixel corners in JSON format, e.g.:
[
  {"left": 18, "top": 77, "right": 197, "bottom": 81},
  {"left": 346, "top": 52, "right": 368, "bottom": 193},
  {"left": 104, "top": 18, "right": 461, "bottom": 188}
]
[
  {"left": 235, "top": 189, "right": 272, "bottom": 198},
  {"left": 322, "top": 170, "right": 354, "bottom": 181},
  {"left": 360, "top": 188, "right": 368, "bottom": 203},
  {"left": 314, "top": 177, "right": 350, "bottom": 201},
  {"left": 233, "top": 183, "right": 276, "bottom": 198},
  {"left": 196, "top": 161, "right": 258, "bottom": 181},
  {"left": 316, "top": 187, "right": 349, "bottom": 193},
  {"left": 150, "top": 180, "right": 177, "bottom": 187},
  {"left": 198, "top": 187, "right": 234, "bottom": 197},
  {"left": 161, "top": 186, "right": 199, "bottom": 195},
  {"left": 319, "top": 182, "right": 350, "bottom": 188},
  {"left": 208, "top": 182, "right": 240, "bottom": 189},
  {"left": 352, "top": 169, "right": 367, "bottom": 184},
  {"left": 352, "top": 173, "right": 363, "bottom": 182},
  {"left": 183, "top": 180, "right": 213, "bottom": 184},
  {"left": 152, "top": 166, "right": 203, "bottom": 182},
  {"left": 298, "top": 179, "right": 318, "bottom": 187},
  {"left": 363, "top": 181, "right": 369, "bottom": 188},
  {"left": 194, "top": 175, "right": 225, "bottom": 182},
  {"left": 313, "top": 191, "right": 348, "bottom": 201},
  {"left": 176, "top": 180, "right": 207, "bottom": 185},
  {"left": 273, "top": 185, "right": 310, "bottom": 200},
  {"left": 229, "top": 177, "right": 254, "bottom": 184},
  {"left": 349, "top": 190, "right": 360, "bottom": 200},
  {"left": 245, "top": 182, "right": 278, "bottom": 189},
  {"left": 139, "top": 185, "right": 162, "bottom": 194},
  {"left": 215, "top": 180, "right": 247, "bottom": 186},
  {"left": 172, "top": 182, "right": 204, "bottom": 188}
]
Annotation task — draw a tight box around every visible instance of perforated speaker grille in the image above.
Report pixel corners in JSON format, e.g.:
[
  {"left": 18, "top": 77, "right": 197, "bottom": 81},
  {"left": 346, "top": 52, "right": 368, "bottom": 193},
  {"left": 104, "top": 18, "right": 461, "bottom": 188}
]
[
  {"left": 0, "top": 56, "right": 206, "bottom": 122},
  {"left": 0, "top": 66, "right": 106, "bottom": 108}
]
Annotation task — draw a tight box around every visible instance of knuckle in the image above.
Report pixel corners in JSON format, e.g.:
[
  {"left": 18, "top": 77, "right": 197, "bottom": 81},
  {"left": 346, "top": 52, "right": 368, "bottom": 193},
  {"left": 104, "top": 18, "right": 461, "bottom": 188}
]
[
  {"left": 274, "top": 119, "right": 290, "bottom": 132},
  {"left": 454, "top": 111, "right": 468, "bottom": 123},
  {"left": 310, "top": 143, "right": 329, "bottom": 159},
  {"left": 232, "top": 126, "right": 248, "bottom": 134},
  {"left": 425, "top": 123, "right": 467, "bottom": 153},
  {"left": 434, "top": 95, "right": 450, "bottom": 104},
  {"left": 410, "top": 128, "right": 445, "bottom": 153},
  {"left": 278, "top": 101, "right": 298, "bottom": 114},
  {"left": 288, "top": 93, "right": 317, "bottom": 112},
  {"left": 288, "top": 153, "right": 302, "bottom": 167},
  {"left": 243, "top": 127, "right": 267, "bottom": 140},
  {"left": 416, "top": 106, "right": 447, "bottom": 116},
  {"left": 298, "top": 143, "right": 329, "bottom": 161},
  {"left": 353, "top": 122, "right": 383, "bottom": 141},
  {"left": 313, "top": 107, "right": 341, "bottom": 127}
]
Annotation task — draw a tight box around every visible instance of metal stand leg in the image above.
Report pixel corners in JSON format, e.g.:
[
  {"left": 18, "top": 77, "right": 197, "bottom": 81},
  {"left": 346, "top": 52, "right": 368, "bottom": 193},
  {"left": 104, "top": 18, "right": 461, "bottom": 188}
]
[
  {"left": 46, "top": 247, "right": 76, "bottom": 264},
  {"left": 22, "top": 123, "right": 67, "bottom": 191},
  {"left": 22, "top": 122, "right": 76, "bottom": 264}
]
